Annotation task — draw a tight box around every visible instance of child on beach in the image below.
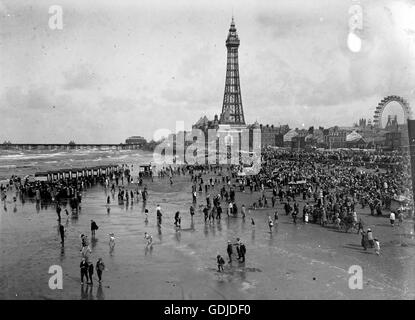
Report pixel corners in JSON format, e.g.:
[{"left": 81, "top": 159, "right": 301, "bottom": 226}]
[
  {"left": 268, "top": 216, "right": 274, "bottom": 232},
  {"left": 217, "top": 255, "right": 225, "bottom": 272},
  {"left": 144, "top": 232, "right": 153, "bottom": 247},
  {"left": 374, "top": 238, "right": 380, "bottom": 255},
  {"left": 174, "top": 211, "right": 181, "bottom": 228},
  {"left": 80, "top": 234, "right": 88, "bottom": 249},
  {"left": 389, "top": 212, "right": 395, "bottom": 227},
  {"left": 274, "top": 210, "right": 279, "bottom": 225},
  {"left": 109, "top": 233, "right": 115, "bottom": 249}
]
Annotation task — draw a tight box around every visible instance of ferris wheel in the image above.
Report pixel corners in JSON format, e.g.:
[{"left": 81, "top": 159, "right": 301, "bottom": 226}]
[{"left": 373, "top": 95, "right": 411, "bottom": 128}]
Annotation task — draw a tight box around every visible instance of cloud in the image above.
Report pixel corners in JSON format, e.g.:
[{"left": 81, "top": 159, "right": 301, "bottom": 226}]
[
  {"left": 62, "top": 64, "right": 100, "bottom": 90},
  {"left": 0, "top": 0, "right": 414, "bottom": 142},
  {"left": 246, "top": 0, "right": 415, "bottom": 117}
]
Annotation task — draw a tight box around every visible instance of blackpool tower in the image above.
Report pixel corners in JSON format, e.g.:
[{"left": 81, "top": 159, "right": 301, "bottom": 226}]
[{"left": 219, "top": 17, "right": 246, "bottom": 126}]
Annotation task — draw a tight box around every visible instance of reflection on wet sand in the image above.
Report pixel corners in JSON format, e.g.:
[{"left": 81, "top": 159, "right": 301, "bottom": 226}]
[{"left": 96, "top": 284, "right": 105, "bottom": 300}]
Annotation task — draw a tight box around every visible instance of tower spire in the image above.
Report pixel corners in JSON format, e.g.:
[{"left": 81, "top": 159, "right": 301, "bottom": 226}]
[{"left": 220, "top": 17, "right": 245, "bottom": 125}]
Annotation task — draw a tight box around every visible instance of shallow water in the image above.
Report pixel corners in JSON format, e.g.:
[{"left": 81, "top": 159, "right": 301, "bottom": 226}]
[{"left": 0, "top": 149, "right": 153, "bottom": 181}]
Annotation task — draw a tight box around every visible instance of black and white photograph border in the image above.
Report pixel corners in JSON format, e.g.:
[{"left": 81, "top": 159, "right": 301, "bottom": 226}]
[{"left": 1, "top": 0, "right": 415, "bottom": 306}]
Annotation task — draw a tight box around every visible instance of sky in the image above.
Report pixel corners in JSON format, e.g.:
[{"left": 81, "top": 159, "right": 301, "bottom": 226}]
[{"left": 1, "top": 0, "right": 415, "bottom": 143}]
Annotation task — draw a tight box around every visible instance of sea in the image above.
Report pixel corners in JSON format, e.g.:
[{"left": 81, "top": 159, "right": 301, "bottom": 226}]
[{"left": 0, "top": 148, "right": 154, "bottom": 182}]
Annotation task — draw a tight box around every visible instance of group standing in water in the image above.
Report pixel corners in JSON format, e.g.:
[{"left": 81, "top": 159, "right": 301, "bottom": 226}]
[{"left": 79, "top": 233, "right": 106, "bottom": 285}]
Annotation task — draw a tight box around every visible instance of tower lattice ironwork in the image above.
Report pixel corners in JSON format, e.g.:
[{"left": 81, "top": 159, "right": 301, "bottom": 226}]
[{"left": 220, "top": 17, "right": 245, "bottom": 125}]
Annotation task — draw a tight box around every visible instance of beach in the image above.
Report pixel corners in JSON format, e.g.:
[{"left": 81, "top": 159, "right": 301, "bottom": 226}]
[{"left": 1, "top": 158, "right": 415, "bottom": 300}]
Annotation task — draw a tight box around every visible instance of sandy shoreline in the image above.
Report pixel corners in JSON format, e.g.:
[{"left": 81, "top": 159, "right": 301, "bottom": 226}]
[{"left": 1, "top": 172, "right": 415, "bottom": 299}]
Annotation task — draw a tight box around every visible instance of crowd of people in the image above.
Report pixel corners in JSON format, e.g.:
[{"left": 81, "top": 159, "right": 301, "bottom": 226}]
[{"left": 80, "top": 148, "right": 412, "bottom": 277}]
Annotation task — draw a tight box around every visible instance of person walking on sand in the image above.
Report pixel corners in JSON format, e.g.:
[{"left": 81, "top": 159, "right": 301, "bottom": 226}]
[
  {"left": 268, "top": 216, "right": 274, "bottom": 232},
  {"left": 56, "top": 205, "right": 62, "bottom": 221},
  {"left": 397, "top": 210, "right": 404, "bottom": 226},
  {"left": 109, "top": 233, "right": 115, "bottom": 250},
  {"left": 80, "top": 258, "right": 89, "bottom": 285},
  {"left": 216, "top": 205, "right": 222, "bottom": 220},
  {"left": 304, "top": 211, "right": 309, "bottom": 224},
  {"left": 59, "top": 224, "right": 65, "bottom": 246},
  {"left": 227, "top": 240, "right": 233, "bottom": 263},
  {"left": 389, "top": 211, "right": 395, "bottom": 227},
  {"left": 241, "top": 204, "right": 246, "bottom": 220},
  {"left": 91, "top": 220, "right": 99, "bottom": 238},
  {"left": 174, "top": 211, "right": 181, "bottom": 228},
  {"left": 156, "top": 205, "right": 162, "bottom": 225},
  {"left": 274, "top": 210, "right": 279, "bottom": 225},
  {"left": 292, "top": 210, "right": 298, "bottom": 224},
  {"left": 235, "top": 237, "right": 243, "bottom": 260},
  {"left": 203, "top": 206, "right": 209, "bottom": 223},
  {"left": 374, "top": 238, "right": 380, "bottom": 255},
  {"left": 367, "top": 228, "right": 374, "bottom": 248},
  {"left": 144, "top": 232, "right": 153, "bottom": 247},
  {"left": 208, "top": 207, "right": 215, "bottom": 224},
  {"left": 228, "top": 202, "right": 233, "bottom": 216},
  {"left": 96, "top": 258, "right": 105, "bottom": 283},
  {"left": 87, "top": 262, "right": 94, "bottom": 285},
  {"left": 80, "top": 234, "right": 88, "bottom": 249},
  {"left": 81, "top": 245, "right": 92, "bottom": 263},
  {"left": 239, "top": 242, "right": 246, "bottom": 263},
  {"left": 217, "top": 255, "right": 225, "bottom": 272},
  {"left": 356, "top": 218, "right": 364, "bottom": 234},
  {"left": 360, "top": 229, "right": 368, "bottom": 250}
]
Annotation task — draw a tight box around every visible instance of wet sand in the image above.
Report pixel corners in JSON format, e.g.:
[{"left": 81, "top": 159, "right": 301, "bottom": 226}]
[{"left": 1, "top": 174, "right": 415, "bottom": 300}]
